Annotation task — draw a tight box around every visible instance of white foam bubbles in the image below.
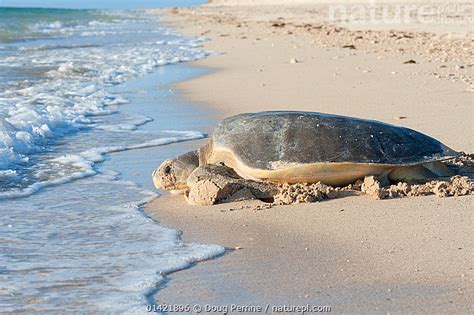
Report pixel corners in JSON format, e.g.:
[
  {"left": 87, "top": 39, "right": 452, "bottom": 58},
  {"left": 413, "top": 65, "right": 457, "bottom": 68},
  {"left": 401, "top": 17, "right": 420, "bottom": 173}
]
[
  {"left": 0, "top": 130, "right": 205, "bottom": 199},
  {"left": 0, "top": 13, "right": 211, "bottom": 182},
  {"left": 0, "top": 171, "right": 225, "bottom": 313},
  {"left": 0, "top": 10, "right": 224, "bottom": 313}
]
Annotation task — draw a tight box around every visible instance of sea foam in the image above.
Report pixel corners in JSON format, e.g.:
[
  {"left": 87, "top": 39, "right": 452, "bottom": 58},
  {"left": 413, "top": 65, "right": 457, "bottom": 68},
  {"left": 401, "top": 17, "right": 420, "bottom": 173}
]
[
  {"left": 0, "top": 11, "right": 211, "bottom": 193},
  {"left": 0, "top": 8, "right": 224, "bottom": 313}
]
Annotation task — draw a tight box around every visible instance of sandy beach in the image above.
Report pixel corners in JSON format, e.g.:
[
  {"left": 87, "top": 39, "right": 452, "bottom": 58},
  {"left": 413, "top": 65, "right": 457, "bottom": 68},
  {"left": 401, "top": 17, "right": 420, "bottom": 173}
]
[{"left": 146, "top": 1, "right": 473, "bottom": 313}]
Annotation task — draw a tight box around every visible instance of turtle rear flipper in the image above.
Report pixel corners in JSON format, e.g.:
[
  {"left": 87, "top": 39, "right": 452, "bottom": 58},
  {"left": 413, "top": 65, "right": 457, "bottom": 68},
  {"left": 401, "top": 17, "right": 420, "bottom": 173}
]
[
  {"left": 388, "top": 165, "right": 437, "bottom": 184},
  {"left": 423, "top": 161, "right": 456, "bottom": 177}
]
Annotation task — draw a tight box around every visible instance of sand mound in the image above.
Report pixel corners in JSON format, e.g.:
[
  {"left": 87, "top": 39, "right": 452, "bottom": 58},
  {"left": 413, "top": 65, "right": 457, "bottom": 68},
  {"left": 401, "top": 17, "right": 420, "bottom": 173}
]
[
  {"left": 274, "top": 182, "right": 339, "bottom": 204},
  {"left": 362, "top": 175, "right": 473, "bottom": 200},
  {"left": 274, "top": 155, "right": 473, "bottom": 204},
  {"left": 273, "top": 175, "right": 473, "bottom": 205}
]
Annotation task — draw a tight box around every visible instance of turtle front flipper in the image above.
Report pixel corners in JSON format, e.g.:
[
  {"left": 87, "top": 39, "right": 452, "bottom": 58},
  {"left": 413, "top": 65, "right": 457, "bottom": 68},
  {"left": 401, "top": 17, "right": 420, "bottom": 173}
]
[{"left": 388, "top": 165, "right": 438, "bottom": 184}]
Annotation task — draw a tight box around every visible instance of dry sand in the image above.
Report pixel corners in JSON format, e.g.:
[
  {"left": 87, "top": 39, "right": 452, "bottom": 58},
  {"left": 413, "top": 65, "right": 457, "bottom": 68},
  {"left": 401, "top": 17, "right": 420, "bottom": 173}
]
[{"left": 145, "top": 1, "right": 473, "bottom": 313}]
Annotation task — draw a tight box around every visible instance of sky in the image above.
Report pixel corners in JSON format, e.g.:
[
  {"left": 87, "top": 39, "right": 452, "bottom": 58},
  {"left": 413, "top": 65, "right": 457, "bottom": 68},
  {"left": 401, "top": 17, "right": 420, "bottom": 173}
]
[{"left": 0, "top": 0, "right": 206, "bottom": 9}]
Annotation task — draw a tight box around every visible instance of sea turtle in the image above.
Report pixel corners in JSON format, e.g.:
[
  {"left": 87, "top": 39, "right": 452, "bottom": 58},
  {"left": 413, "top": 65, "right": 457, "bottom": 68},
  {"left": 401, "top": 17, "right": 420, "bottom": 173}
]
[{"left": 152, "top": 111, "right": 458, "bottom": 193}]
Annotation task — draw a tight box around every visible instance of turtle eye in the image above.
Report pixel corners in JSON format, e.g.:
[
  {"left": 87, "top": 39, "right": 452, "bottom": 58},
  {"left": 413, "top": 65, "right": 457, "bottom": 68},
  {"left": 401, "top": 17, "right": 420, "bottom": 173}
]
[{"left": 164, "top": 165, "right": 172, "bottom": 174}]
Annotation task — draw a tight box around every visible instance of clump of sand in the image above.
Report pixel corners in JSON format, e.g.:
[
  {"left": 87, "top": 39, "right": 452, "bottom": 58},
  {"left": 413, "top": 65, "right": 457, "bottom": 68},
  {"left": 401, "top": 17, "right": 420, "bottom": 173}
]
[
  {"left": 185, "top": 164, "right": 277, "bottom": 205},
  {"left": 361, "top": 175, "right": 473, "bottom": 200},
  {"left": 273, "top": 175, "right": 473, "bottom": 205},
  {"left": 271, "top": 155, "right": 474, "bottom": 205},
  {"left": 274, "top": 182, "right": 339, "bottom": 204}
]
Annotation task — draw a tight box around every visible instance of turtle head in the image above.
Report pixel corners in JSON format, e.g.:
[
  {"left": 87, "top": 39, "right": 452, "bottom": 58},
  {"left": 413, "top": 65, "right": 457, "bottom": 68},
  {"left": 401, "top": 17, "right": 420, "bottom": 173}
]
[{"left": 152, "top": 150, "right": 199, "bottom": 193}]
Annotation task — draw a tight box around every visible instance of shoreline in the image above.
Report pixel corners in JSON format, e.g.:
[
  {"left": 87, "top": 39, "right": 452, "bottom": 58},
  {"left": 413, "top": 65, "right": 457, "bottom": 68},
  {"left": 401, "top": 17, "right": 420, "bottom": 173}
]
[
  {"left": 145, "top": 1, "right": 473, "bottom": 312},
  {"left": 0, "top": 8, "right": 229, "bottom": 312}
]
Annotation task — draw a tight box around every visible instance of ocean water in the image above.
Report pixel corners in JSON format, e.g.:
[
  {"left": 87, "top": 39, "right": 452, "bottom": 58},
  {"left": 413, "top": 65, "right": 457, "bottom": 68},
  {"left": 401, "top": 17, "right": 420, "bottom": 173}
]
[{"left": 0, "top": 6, "right": 224, "bottom": 313}]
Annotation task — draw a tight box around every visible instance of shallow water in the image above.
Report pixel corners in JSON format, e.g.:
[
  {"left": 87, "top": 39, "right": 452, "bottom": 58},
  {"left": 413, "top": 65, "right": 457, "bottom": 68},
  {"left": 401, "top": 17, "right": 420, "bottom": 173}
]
[{"left": 0, "top": 6, "right": 224, "bottom": 312}]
